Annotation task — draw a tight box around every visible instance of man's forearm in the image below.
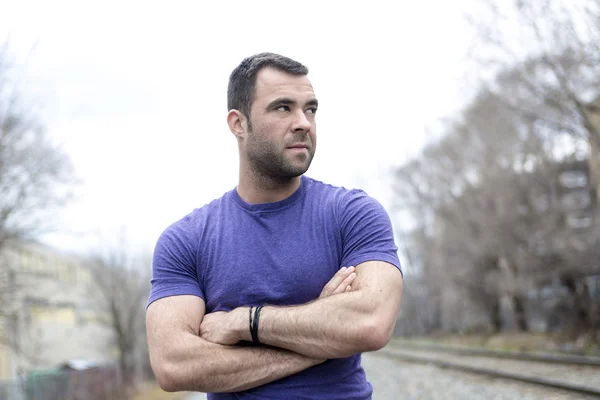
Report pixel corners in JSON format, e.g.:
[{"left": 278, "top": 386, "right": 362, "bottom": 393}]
[
  {"left": 237, "top": 291, "right": 386, "bottom": 359},
  {"left": 199, "top": 262, "right": 403, "bottom": 360},
  {"left": 248, "top": 262, "right": 402, "bottom": 358},
  {"left": 157, "top": 332, "right": 322, "bottom": 393}
]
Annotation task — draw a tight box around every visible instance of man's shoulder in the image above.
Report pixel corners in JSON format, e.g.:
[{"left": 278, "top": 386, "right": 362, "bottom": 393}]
[
  {"left": 193, "top": 190, "right": 234, "bottom": 216},
  {"left": 160, "top": 189, "right": 235, "bottom": 237},
  {"left": 303, "top": 176, "right": 365, "bottom": 199},
  {"left": 303, "top": 176, "right": 372, "bottom": 206}
]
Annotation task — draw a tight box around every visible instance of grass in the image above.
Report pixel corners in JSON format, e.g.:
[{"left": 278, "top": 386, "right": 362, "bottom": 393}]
[
  {"left": 132, "top": 384, "right": 192, "bottom": 400},
  {"left": 391, "top": 332, "right": 600, "bottom": 357}
]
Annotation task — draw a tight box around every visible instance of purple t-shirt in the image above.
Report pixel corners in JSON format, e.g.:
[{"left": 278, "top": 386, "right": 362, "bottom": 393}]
[{"left": 149, "top": 176, "right": 401, "bottom": 399}]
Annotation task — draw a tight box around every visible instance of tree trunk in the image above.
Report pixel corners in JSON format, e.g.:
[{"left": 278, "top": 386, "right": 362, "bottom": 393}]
[
  {"left": 430, "top": 294, "right": 443, "bottom": 333},
  {"left": 491, "top": 297, "right": 503, "bottom": 332},
  {"left": 563, "top": 275, "right": 590, "bottom": 332},
  {"left": 119, "top": 353, "right": 128, "bottom": 385},
  {"left": 511, "top": 295, "right": 529, "bottom": 332}
]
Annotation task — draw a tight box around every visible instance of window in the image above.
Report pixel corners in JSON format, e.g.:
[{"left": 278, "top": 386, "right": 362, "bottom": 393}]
[
  {"left": 561, "top": 190, "right": 591, "bottom": 209},
  {"left": 20, "top": 252, "right": 31, "bottom": 272},
  {"left": 531, "top": 238, "right": 549, "bottom": 255},
  {"left": 586, "top": 275, "right": 600, "bottom": 301},
  {"left": 57, "top": 262, "right": 75, "bottom": 284},
  {"left": 559, "top": 171, "right": 587, "bottom": 188},
  {"left": 533, "top": 195, "right": 550, "bottom": 212},
  {"left": 566, "top": 214, "right": 593, "bottom": 229},
  {"left": 65, "top": 264, "right": 75, "bottom": 284},
  {"left": 55, "top": 304, "right": 76, "bottom": 324},
  {"left": 540, "top": 285, "right": 568, "bottom": 299},
  {"left": 569, "top": 234, "right": 595, "bottom": 251}
]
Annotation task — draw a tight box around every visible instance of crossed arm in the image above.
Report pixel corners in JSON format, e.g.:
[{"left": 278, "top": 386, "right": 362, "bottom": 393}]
[
  {"left": 200, "top": 261, "right": 403, "bottom": 359},
  {"left": 147, "top": 295, "right": 321, "bottom": 393},
  {"left": 146, "top": 261, "right": 403, "bottom": 392}
]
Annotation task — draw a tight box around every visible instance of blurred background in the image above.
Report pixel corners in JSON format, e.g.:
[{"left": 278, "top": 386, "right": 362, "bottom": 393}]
[{"left": 0, "top": 0, "right": 598, "bottom": 399}]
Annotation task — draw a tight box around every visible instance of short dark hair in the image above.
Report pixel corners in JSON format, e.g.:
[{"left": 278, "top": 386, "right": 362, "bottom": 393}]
[{"left": 227, "top": 52, "right": 309, "bottom": 118}]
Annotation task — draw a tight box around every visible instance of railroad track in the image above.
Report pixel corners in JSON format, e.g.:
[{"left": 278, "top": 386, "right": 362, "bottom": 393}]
[{"left": 376, "top": 341, "right": 600, "bottom": 398}]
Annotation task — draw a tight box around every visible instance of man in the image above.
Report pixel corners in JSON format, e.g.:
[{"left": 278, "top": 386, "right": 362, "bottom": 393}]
[{"left": 146, "top": 52, "right": 403, "bottom": 399}]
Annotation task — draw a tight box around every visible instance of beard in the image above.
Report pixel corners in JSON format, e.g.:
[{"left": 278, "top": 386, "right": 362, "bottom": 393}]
[{"left": 246, "top": 123, "right": 315, "bottom": 181}]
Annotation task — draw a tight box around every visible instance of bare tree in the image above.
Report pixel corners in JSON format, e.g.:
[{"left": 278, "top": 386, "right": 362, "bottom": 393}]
[
  {"left": 466, "top": 0, "right": 600, "bottom": 170},
  {"left": 0, "top": 251, "right": 19, "bottom": 347},
  {"left": 0, "top": 42, "right": 76, "bottom": 348},
  {"left": 393, "top": 0, "right": 600, "bottom": 338},
  {"left": 393, "top": 84, "right": 572, "bottom": 333},
  {"left": 463, "top": 0, "right": 600, "bottom": 337},
  {"left": 0, "top": 43, "right": 76, "bottom": 249},
  {"left": 86, "top": 240, "right": 151, "bottom": 389}
]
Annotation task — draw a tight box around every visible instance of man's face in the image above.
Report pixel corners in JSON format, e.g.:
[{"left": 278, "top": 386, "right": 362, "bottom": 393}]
[{"left": 244, "top": 68, "right": 317, "bottom": 180}]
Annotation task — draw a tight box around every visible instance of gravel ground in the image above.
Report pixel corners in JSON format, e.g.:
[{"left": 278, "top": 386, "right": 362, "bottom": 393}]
[
  {"left": 183, "top": 392, "right": 207, "bottom": 400},
  {"left": 364, "top": 352, "right": 597, "bottom": 400},
  {"left": 183, "top": 352, "right": 596, "bottom": 399},
  {"left": 381, "top": 347, "right": 600, "bottom": 389}
]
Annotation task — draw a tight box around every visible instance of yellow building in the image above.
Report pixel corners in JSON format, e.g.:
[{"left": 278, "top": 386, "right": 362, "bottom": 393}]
[
  {"left": 0, "top": 241, "right": 113, "bottom": 380},
  {"left": 586, "top": 96, "right": 600, "bottom": 202}
]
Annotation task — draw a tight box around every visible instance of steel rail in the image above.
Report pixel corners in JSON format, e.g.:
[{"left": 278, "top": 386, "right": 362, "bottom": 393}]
[
  {"left": 390, "top": 340, "right": 600, "bottom": 366},
  {"left": 376, "top": 348, "right": 600, "bottom": 398}
]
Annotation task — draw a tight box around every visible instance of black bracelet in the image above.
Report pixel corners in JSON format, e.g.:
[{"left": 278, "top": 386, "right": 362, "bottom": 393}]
[
  {"left": 250, "top": 306, "right": 259, "bottom": 343},
  {"left": 251, "top": 305, "right": 263, "bottom": 344},
  {"left": 248, "top": 306, "right": 254, "bottom": 342}
]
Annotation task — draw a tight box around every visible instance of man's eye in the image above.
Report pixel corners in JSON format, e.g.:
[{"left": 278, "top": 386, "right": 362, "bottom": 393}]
[
  {"left": 306, "top": 107, "right": 317, "bottom": 114},
  {"left": 277, "top": 106, "right": 290, "bottom": 112}
]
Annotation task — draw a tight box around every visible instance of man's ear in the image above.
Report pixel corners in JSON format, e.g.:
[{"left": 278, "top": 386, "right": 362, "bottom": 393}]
[{"left": 227, "top": 110, "right": 247, "bottom": 138}]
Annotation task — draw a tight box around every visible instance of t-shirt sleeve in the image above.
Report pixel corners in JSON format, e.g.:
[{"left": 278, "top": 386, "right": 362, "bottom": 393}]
[
  {"left": 338, "top": 190, "right": 402, "bottom": 275},
  {"left": 147, "top": 214, "right": 205, "bottom": 308}
]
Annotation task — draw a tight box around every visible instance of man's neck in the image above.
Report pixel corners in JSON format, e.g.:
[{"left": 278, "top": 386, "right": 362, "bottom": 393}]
[{"left": 237, "top": 173, "right": 302, "bottom": 205}]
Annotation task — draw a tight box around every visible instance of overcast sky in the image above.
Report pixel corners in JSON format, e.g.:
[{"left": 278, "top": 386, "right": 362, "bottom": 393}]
[{"left": 1, "top": 0, "right": 475, "bottom": 263}]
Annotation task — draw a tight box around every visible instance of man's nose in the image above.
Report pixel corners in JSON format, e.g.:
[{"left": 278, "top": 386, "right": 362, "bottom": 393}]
[{"left": 292, "top": 110, "right": 311, "bottom": 132}]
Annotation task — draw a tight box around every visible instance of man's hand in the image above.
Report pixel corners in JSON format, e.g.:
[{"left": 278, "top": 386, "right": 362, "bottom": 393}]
[
  {"left": 199, "top": 308, "right": 246, "bottom": 345},
  {"left": 318, "top": 266, "right": 356, "bottom": 298},
  {"left": 200, "top": 266, "right": 356, "bottom": 345}
]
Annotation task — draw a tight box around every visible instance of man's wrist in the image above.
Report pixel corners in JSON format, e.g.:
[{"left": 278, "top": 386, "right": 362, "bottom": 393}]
[{"left": 234, "top": 307, "right": 253, "bottom": 342}]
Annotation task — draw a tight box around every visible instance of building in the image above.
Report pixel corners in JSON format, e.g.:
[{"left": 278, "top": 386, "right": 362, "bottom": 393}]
[
  {"left": 0, "top": 241, "right": 114, "bottom": 381},
  {"left": 585, "top": 96, "right": 600, "bottom": 203},
  {"left": 524, "top": 158, "right": 600, "bottom": 331},
  {"left": 557, "top": 159, "right": 597, "bottom": 254}
]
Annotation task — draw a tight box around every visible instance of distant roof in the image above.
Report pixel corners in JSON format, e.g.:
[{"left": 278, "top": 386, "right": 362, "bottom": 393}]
[{"left": 59, "top": 359, "right": 100, "bottom": 371}]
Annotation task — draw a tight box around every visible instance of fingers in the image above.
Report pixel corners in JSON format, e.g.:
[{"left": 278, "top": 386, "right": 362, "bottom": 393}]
[
  {"left": 338, "top": 272, "right": 356, "bottom": 293},
  {"left": 331, "top": 271, "right": 356, "bottom": 295},
  {"left": 319, "top": 266, "right": 356, "bottom": 298}
]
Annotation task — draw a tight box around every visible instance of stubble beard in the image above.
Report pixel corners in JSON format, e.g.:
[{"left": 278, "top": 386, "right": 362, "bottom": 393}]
[{"left": 246, "top": 124, "right": 315, "bottom": 184}]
